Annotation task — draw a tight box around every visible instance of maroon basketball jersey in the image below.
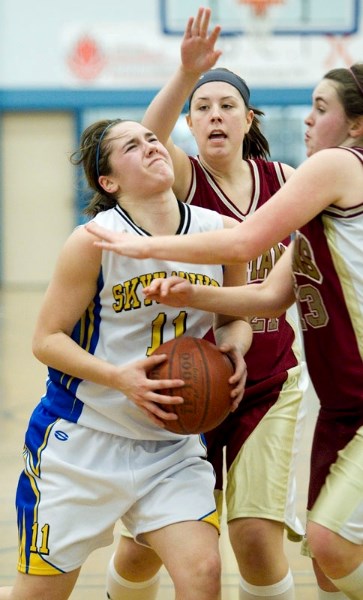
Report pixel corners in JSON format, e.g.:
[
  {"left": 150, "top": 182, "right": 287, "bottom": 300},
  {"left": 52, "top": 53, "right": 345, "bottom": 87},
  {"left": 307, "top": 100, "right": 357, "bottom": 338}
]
[
  {"left": 292, "top": 146, "right": 363, "bottom": 507},
  {"left": 186, "top": 156, "right": 300, "bottom": 395}
]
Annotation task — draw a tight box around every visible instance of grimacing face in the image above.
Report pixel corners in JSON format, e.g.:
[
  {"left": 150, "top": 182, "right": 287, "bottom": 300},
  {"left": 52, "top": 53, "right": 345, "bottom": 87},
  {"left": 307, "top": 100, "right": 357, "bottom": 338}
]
[{"left": 99, "top": 121, "right": 175, "bottom": 197}]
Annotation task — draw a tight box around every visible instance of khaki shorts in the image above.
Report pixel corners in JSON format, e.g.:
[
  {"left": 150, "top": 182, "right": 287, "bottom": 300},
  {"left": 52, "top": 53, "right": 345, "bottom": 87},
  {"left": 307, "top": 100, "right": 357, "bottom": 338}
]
[
  {"left": 221, "top": 364, "right": 308, "bottom": 541},
  {"left": 303, "top": 425, "right": 363, "bottom": 556}
]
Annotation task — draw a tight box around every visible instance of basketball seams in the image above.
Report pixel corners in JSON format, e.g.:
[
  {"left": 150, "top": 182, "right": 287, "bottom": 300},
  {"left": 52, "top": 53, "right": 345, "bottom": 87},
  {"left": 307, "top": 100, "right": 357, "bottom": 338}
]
[
  {"left": 195, "top": 338, "right": 213, "bottom": 432},
  {"left": 149, "top": 337, "right": 234, "bottom": 434}
]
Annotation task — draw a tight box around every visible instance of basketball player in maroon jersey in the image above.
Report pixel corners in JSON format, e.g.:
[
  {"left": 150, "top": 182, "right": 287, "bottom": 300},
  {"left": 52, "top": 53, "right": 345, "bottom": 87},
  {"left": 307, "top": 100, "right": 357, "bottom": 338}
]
[{"left": 101, "top": 8, "right": 308, "bottom": 600}]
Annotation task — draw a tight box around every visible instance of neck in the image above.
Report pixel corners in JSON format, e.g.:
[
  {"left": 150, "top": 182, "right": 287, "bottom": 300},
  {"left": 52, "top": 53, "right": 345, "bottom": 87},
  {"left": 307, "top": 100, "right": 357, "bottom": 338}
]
[
  {"left": 340, "top": 135, "right": 363, "bottom": 149},
  {"left": 199, "top": 153, "right": 249, "bottom": 182},
  {"left": 117, "top": 189, "right": 181, "bottom": 235}
]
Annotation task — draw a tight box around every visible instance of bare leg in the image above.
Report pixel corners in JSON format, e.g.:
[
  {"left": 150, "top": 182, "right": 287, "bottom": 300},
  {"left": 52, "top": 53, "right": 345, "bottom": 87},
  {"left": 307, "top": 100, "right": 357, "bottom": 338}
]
[
  {"left": 107, "top": 536, "right": 162, "bottom": 599},
  {"left": 229, "top": 518, "right": 289, "bottom": 584},
  {"left": 307, "top": 523, "right": 363, "bottom": 580},
  {"left": 145, "top": 521, "right": 221, "bottom": 600},
  {"left": 229, "top": 518, "right": 295, "bottom": 599},
  {"left": 313, "top": 558, "right": 343, "bottom": 593},
  {"left": 308, "top": 522, "right": 363, "bottom": 599},
  {"left": 0, "top": 568, "right": 80, "bottom": 600},
  {"left": 113, "top": 536, "right": 162, "bottom": 581}
]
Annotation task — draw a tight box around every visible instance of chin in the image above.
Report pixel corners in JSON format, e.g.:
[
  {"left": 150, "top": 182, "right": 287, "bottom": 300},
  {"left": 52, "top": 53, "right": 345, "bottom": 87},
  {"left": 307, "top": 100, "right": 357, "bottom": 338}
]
[{"left": 305, "top": 145, "right": 313, "bottom": 158}]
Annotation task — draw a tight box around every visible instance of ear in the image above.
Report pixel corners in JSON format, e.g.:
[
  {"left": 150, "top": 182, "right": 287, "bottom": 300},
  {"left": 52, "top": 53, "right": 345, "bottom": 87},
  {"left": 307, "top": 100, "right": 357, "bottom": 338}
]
[
  {"left": 185, "top": 113, "right": 194, "bottom": 135},
  {"left": 98, "top": 175, "right": 119, "bottom": 194},
  {"left": 349, "top": 115, "right": 363, "bottom": 139},
  {"left": 245, "top": 109, "right": 254, "bottom": 134}
]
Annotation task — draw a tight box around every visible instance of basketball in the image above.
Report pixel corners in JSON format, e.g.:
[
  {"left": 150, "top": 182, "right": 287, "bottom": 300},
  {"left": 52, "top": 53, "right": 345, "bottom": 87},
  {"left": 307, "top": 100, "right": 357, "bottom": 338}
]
[{"left": 149, "top": 336, "right": 234, "bottom": 435}]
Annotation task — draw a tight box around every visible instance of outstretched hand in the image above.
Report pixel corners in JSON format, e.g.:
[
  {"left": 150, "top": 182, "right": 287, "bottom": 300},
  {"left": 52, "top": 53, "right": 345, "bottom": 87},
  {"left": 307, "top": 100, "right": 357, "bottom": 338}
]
[
  {"left": 85, "top": 221, "right": 150, "bottom": 258},
  {"left": 143, "top": 276, "right": 194, "bottom": 307},
  {"left": 181, "top": 7, "right": 222, "bottom": 74}
]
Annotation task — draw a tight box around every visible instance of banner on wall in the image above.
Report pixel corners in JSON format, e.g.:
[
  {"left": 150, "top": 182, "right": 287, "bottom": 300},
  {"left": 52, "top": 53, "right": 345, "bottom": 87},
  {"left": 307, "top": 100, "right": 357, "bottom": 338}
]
[{"left": 62, "top": 20, "right": 361, "bottom": 88}]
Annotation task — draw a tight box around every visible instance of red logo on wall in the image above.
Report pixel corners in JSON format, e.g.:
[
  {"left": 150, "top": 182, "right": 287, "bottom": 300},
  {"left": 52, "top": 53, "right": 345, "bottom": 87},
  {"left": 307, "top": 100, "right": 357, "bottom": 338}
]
[{"left": 68, "top": 35, "right": 106, "bottom": 80}]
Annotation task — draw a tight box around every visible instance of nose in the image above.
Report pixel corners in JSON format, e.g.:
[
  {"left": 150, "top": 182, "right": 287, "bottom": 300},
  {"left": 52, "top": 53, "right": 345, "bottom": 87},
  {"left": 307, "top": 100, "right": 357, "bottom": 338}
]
[
  {"left": 304, "top": 110, "right": 313, "bottom": 126},
  {"left": 145, "top": 141, "right": 159, "bottom": 154},
  {"left": 210, "top": 105, "right": 222, "bottom": 121}
]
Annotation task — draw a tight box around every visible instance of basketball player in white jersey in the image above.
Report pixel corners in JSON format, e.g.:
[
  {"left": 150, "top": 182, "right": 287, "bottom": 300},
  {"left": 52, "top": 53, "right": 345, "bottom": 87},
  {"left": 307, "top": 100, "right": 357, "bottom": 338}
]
[{"left": 0, "top": 119, "right": 252, "bottom": 600}]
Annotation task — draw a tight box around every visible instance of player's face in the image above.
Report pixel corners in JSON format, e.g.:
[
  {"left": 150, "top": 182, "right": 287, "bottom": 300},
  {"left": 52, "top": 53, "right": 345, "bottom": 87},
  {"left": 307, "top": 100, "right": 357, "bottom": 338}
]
[
  {"left": 304, "top": 79, "right": 351, "bottom": 157},
  {"left": 187, "top": 82, "right": 253, "bottom": 161},
  {"left": 104, "top": 121, "right": 174, "bottom": 195}
]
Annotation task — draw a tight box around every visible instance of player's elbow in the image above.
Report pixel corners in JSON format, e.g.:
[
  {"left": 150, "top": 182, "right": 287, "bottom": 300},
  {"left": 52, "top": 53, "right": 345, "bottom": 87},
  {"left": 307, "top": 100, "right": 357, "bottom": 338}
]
[
  {"left": 32, "top": 335, "right": 46, "bottom": 363},
  {"left": 254, "top": 283, "right": 293, "bottom": 318},
  {"left": 228, "top": 229, "right": 265, "bottom": 265},
  {"left": 32, "top": 330, "right": 54, "bottom": 365}
]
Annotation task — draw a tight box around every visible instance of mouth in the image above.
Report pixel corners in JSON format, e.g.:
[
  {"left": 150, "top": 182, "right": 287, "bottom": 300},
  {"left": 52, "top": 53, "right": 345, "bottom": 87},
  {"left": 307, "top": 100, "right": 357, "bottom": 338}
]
[
  {"left": 149, "top": 157, "right": 166, "bottom": 166},
  {"left": 208, "top": 130, "right": 227, "bottom": 141}
]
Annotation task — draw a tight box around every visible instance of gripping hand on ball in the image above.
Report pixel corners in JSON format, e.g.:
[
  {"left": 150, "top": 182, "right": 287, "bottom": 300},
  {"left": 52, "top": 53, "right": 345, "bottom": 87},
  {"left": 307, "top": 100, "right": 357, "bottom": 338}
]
[{"left": 117, "top": 353, "right": 185, "bottom": 427}]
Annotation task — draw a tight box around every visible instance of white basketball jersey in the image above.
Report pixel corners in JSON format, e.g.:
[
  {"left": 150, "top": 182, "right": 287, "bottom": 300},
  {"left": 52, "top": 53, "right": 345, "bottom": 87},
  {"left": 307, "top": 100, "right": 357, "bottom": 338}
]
[{"left": 42, "top": 201, "right": 225, "bottom": 440}]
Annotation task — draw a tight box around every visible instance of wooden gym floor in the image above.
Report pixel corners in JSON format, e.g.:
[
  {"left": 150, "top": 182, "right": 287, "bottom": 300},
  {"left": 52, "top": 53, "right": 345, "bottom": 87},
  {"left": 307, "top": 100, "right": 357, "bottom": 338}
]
[{"left": 0, "top": 287, "right": 319, "bottom": 598}]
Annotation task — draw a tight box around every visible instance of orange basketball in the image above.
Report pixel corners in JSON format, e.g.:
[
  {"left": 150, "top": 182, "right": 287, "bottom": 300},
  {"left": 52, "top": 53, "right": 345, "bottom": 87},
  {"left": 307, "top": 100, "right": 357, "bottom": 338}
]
[{"left": 149, "top": 336, "right": 234, "bottom": 434}]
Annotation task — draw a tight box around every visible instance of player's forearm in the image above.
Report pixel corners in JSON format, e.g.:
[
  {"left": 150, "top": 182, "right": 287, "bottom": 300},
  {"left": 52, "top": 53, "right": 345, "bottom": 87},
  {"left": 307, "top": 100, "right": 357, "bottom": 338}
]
[
  {"left": 142, "top": 66, "right": 201, "bottom": 145},
  {"left": 138, "top": 228, "right": 245, "bottom": 264},
  {"left": 189, "top": 283, "right": 289, "bottom": 318},
  {"left": 32, "top": 331, "right": 118, "bottom": 389}
]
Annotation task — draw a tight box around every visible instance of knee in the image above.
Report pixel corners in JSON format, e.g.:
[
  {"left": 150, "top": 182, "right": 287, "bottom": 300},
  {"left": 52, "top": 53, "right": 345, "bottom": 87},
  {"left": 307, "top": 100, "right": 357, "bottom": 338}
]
[
  {"left": 193, "top": 549, "right": 221, "bottom": 578},
  {"left": 307, "top": 522, "right": 352, "bottom": 575},
  {"left": 178, "top": 549, "right": 221, "bottom": 596},
  {"left": 194, "top": 551, "right": 221, "bottom": 594},
  {"left": 229, "top": 518, "right": 284, "bottom": 560},
  {"left": 307, "top": 522, "right": 336, "bottom": 562},
  {"left": 114, "top": 537, "right": 162, "bottom": 580}
]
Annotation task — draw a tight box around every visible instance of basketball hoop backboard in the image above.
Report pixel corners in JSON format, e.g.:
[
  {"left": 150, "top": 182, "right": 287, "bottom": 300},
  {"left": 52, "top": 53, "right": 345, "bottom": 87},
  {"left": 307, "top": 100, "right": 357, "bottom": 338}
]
[{"left": 159, "top": 0, "right": 360, "bottom": 36}]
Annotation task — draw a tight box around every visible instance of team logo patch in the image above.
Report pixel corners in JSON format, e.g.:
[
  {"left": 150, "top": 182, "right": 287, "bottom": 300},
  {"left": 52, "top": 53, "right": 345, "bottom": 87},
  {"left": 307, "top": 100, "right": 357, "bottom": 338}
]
[{"left": 54, "top": 430, "right": 69, "bottom": 441}]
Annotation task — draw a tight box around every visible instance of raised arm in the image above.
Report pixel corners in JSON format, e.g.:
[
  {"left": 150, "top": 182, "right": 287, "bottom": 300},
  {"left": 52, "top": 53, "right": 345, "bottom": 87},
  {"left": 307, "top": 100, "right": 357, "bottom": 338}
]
[
  {"left": 142, "top": 7, "right": 221, "bottom": 145},
  {"left": 142, "top": 6, "right": 222, "bottom": 198}
]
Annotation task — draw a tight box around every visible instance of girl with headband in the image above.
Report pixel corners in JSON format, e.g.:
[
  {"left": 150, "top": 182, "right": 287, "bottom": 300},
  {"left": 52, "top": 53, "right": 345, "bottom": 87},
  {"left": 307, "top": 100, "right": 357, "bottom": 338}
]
[
  {"left": 0, "top": 118, "right": 252, "bottom": 600},
  {"left": 101, "top": 7, "right": 309, "bottom": 600}
]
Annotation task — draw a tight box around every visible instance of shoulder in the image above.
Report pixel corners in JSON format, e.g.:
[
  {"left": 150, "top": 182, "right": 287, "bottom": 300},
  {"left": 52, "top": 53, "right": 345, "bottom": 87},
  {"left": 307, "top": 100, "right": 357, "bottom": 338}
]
[
  {"left": 298, "top": 146, "right": 363, "bottom": 177},
  {"left": 248, "top": 161, "right": 294, "bottom": 208},
  {"left": 280, "top": 162, "right": 295, "bottom": 180},
  {"left": 285, "top": 147, "right": 363, "bottom": 211},
  {"left": 58, "top": 223, "right": 102, "bottom": 276},
  {"left": 250, "top": 157, "right": 292, "bottom": 187},
  {"left": 92, "top": 207, "right": 120, "bottom": 228}
]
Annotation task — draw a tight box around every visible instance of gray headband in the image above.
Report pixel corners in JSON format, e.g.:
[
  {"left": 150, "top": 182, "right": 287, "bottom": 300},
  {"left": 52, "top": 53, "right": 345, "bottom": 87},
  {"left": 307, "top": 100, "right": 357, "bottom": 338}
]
[{"left": 188, "top": 68, "right": 250, "bottom": 109}]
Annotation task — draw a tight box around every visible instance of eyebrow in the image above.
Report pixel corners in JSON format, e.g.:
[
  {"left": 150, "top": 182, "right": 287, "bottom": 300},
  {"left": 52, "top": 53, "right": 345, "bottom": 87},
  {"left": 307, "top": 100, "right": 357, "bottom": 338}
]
[
  {"left": 313, "top": 95, "right": 328, "bottom": 104},
  {"left": 194, "top": 95, "right": 239, "bottom": 102},
  {"left": 122, "top": 131, "right": 155, "bottom": 147}
]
